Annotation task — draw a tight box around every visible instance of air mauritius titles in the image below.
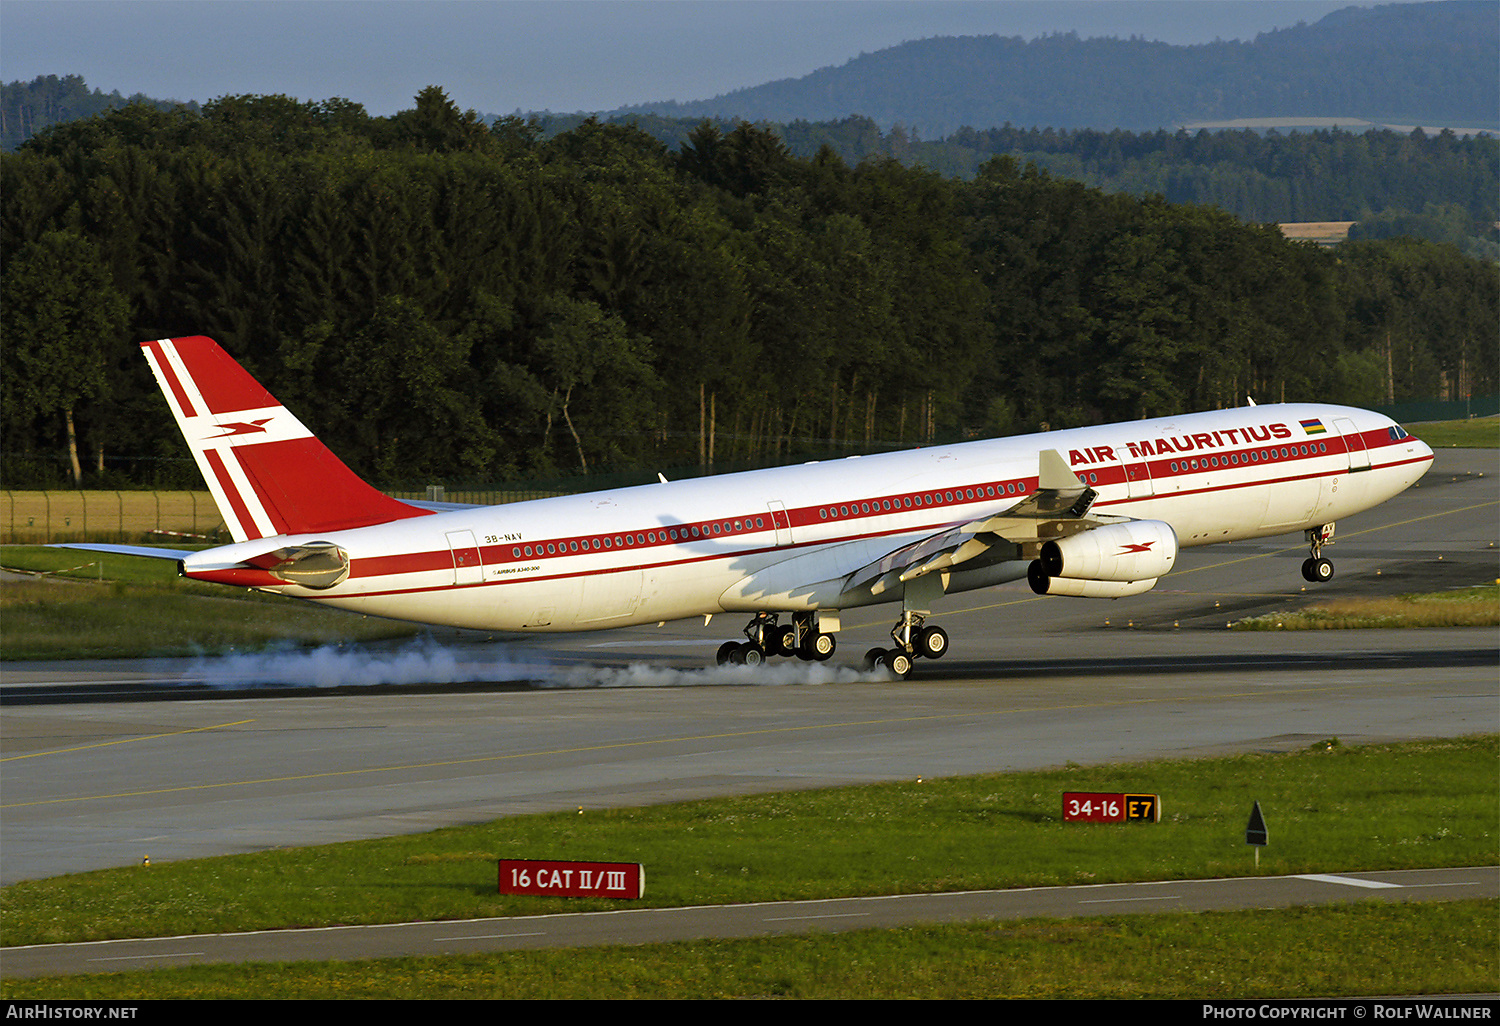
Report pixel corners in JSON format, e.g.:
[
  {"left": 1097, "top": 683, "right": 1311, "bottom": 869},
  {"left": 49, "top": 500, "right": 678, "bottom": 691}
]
[{"left": 1071, "top": 422, "right": 1298, "bottom": 466}]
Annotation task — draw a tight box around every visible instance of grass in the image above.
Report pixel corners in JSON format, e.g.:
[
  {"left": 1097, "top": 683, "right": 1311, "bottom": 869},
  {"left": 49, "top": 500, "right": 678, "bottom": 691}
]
[
  {"left": 0, "top": 546, "right": 418, "bottom": 659},
  {"left": 1406, "top": 417, "right": 1498, "bottom": 448},
  {"left": 1234, "top": 584, "right": 1500, "bottom": 630},
  {"left": 3, "top": 736, "right": 1494, "bottom": 948},
  {"left": 1, "top": 736, "right": 1494, "bottom": 999},
  {"left": 3, "top": 901, "right": 1494, "bottom": 999}
]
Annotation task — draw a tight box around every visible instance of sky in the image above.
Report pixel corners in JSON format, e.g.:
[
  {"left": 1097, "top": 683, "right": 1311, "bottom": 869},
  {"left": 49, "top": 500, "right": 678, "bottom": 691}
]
[{"left": 3, "top": 1, "right": 1389, "bottom": 117}]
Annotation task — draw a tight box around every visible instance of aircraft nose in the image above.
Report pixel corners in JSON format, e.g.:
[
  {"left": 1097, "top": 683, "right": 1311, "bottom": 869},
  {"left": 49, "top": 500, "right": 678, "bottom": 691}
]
[{"left": 1410, "top": 434, "right": 1435, "bottom": 470}]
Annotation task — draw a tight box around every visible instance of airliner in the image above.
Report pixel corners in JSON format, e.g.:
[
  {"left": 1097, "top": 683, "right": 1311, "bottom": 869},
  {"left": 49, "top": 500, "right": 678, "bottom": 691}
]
[{"left": 77, "top": 336, "right": 1434, "bottom": 677}]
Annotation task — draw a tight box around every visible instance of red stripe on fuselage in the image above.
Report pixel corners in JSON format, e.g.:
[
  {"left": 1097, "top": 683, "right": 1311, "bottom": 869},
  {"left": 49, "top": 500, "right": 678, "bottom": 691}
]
[{"left": 305, "top": 428, "right": 1423, "bottom": 597}]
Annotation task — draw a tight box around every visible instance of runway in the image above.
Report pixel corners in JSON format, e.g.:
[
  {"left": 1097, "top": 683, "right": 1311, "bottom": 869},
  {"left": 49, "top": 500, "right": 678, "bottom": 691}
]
[{"left": 1, "top": 449, "right": 1495, "bottom": 888}]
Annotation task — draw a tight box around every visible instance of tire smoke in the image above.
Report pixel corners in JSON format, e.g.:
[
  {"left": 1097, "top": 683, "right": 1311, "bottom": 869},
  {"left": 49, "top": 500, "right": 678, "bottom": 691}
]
[{"left": 180, "top": 637, "right": 892, "bottom": 689}]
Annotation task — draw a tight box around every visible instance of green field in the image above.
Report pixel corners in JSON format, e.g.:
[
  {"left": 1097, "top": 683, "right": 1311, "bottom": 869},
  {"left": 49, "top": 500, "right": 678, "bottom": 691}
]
[
  {"left": 2, "top": 737, "right": 1494, "bottom": 997},
  {"left": 9, "top": 736, "right": 1493, "bottom": 944},
  {"left": 7, "top": 544, "right": 1492, "bottom": 660},
  {"left": 1406, "top": 417, "right": 1499, "bottom": 448}
]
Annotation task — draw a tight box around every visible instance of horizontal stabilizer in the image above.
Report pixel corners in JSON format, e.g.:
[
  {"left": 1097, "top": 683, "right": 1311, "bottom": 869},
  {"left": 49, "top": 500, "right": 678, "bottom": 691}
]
[
  {"left": 398, "top": 498, "right": 486, "bottom": 513},
  {"left": 49, "top": 543, "right": 191, "bottom": 561}
]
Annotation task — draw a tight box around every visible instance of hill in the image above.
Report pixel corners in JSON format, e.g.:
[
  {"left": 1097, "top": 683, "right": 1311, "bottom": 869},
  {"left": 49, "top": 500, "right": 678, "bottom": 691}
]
[{"left": 611, "top": 1, "right": 1499, "bottom": 136}]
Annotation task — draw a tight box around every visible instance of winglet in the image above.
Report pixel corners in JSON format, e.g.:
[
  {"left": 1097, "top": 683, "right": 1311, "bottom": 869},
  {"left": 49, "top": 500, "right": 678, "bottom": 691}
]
[{"left": 141, "top": 336, "right": 431, "bottom": 542}]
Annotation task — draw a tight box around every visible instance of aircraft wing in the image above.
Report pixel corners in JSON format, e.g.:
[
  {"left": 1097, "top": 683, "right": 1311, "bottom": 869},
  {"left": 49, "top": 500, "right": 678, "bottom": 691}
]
[{"left": 842, "top": 449, "right": 1099, "bottom": 594}]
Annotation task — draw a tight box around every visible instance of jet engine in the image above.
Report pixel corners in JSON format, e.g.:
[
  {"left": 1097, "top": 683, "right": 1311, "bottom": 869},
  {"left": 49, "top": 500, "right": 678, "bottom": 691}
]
[{"left": 1027, "top": 519, "right": 1177, "bottom": 597}]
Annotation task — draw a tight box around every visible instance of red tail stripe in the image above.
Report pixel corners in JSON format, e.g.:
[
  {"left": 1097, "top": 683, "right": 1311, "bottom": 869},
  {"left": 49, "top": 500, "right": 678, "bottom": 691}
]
[
  {"left": 233, "top": 448, "right": 292, "bottom": 536},
  {"left": 202, "top": 447, "right": 262, "bottom": 540},
  {"left": 143, "top": 340, "right": 198, "bottom": 418}
]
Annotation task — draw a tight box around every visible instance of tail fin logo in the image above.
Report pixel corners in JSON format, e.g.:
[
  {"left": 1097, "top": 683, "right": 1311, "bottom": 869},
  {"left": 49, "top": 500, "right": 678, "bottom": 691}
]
[{"left": 208, "top": 418, "right": 273, "bottom": 439}]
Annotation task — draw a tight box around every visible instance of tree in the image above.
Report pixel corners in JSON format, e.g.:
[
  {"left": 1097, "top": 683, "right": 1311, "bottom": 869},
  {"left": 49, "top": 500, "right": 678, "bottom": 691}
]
[
  {"left": 533, "top": 294, "right": 658, "bottom": 473},
  {"left": 1, "top": 229, "right": 128, "bottom": 483},
  {"left": 382, "top": 86, "right": 492, "bottom": 153}
]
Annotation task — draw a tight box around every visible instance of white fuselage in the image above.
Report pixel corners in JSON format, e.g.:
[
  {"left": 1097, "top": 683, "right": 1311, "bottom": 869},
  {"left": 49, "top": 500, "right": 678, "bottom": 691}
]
[{"left": 182, "top": 403, "right": 1433, "bottom": 631}]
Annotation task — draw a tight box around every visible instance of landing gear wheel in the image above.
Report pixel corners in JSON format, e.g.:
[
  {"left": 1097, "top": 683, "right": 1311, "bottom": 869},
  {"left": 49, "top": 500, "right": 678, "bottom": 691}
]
[
  {"left": 801, "top": 632, "right": 836, "bottom": 661},
  {"left": 863, "top": 647, "right": 887, "bottom": 671},
  {"left": 739, "top": 643, "right": 765, "bottom": 666},
  {"left": 1302, "top": 557, "right": 1334, "bottom": 583},
  {"left": 886, "top": 650, "right": 914, "bottom": 679},
  {"left": 916, "top": 625, "right": 949, "bottom": 660},
  {"left": 798, "top": 630, "right": 834, "bottom": 660},
  {"left": 774, "top": 625, "right": 798, "bottom": 656},
  {"left": 716, "top": 641, "right": 740, "bottom": 666}
]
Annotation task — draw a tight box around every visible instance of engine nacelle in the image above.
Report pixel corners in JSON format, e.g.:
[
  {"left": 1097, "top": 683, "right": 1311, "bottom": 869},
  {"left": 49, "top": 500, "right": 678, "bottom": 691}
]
[
  {"left": 1039, "top": 519, "right": 1178, "bottom": 582},
  {"left": 1028, "top": 519, "right": 1177, "bottom": 597},
  {"left": 1027, "top": 564, "right": 1160, "bottom": 598}
]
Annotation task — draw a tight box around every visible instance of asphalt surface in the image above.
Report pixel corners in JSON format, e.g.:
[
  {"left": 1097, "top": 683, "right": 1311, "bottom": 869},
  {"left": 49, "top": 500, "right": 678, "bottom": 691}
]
[
  {"left": 0, "top": 447, "right": 1495, "bottom": 976},
  {"left": 3, "top": 866, "right": 1494, "bottom": 978}
]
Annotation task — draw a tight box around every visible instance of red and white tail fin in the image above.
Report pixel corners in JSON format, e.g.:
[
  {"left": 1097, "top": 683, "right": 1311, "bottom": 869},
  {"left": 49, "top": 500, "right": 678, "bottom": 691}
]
[{"left": 142, "top": 336, "right": 431, "bottom": 542}]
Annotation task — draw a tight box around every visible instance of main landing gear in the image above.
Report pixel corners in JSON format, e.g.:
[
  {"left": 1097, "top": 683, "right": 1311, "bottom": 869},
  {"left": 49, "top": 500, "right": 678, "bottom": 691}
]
[
  {"left": 1302, "top": 523, "right": 1336, "bottom": 583},
  {"left": 716, "top": 612, "right": 836, "bottom": 666},
  {"left": 862, "top": 611, "right": 948, "bottom": 680}
]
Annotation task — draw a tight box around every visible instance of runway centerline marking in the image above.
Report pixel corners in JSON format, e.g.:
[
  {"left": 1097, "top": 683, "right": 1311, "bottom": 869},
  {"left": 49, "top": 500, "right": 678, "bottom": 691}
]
[{"left": 763, "top": 912, "right": 870, "bottom": 922}]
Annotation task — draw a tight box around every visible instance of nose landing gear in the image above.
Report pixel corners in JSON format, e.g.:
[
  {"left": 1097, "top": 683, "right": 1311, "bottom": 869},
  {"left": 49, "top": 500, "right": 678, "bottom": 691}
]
[{"left": 1302, "top": 524, "right": 1336, "bottom": 583}]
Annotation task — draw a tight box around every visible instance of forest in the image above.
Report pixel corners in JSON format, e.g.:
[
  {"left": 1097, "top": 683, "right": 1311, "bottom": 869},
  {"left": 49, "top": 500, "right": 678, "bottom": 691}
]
[
  {"left": 549, "top": 113, "right": 1500, "bottom": 258},
  {"left": 2, "top": 89, "right": 1496, "bottom": 490}
]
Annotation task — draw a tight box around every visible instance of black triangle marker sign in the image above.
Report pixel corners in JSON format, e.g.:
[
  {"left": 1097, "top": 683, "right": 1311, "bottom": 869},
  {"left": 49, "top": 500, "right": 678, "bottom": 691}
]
[{"left": 1246, "top": 800, "right": 1268, "bottom": 846}]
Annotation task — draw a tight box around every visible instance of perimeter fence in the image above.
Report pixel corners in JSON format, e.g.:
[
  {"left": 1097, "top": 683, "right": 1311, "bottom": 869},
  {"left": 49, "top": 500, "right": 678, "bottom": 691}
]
[
  {"left": 1374, "top": 394, "right": 1498, "bottom": 422},
  {"left": 2, "top": 490, "right": 223, "bottom": 545}
]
